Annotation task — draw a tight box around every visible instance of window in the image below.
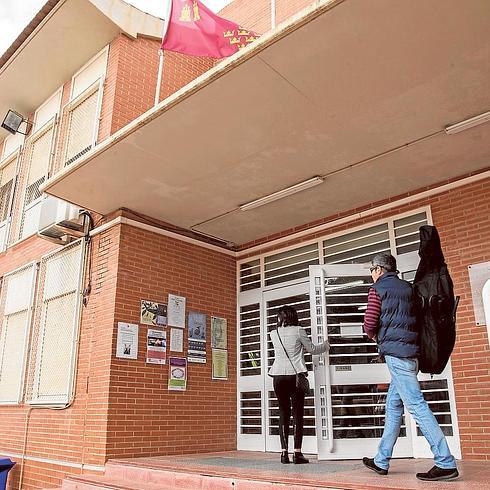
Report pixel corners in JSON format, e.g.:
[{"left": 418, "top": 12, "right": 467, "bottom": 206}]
[
  {"left": 56, "top": 48, "right": 108, "bottom": 168},
  {"left": 237, "top": 209, "right": 429, "bottom": 291},
  {"left": 27, "top": 241, "right": 84, "bottom": 405},
  {"left": 18, "top": 122, "right": 55, "bottom": 240},
  {"left": 62, "top": 84, "right": 101, "bottom": 166},
  {"left": 0, "top": 156, "right": 17, "bottom": 250},
  {"left": 0, "top": 264, "right": 37, "bottom": 404}
]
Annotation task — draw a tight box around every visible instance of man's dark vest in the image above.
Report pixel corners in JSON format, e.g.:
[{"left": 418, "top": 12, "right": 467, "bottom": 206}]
[{"left": 372, "top": 272, "right": 419, "bottom": 358}]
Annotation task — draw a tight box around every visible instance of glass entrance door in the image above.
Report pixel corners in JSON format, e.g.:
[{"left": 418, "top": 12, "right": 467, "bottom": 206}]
[{"left": 310, "top": 264, "right": 413, "bottom": 460}]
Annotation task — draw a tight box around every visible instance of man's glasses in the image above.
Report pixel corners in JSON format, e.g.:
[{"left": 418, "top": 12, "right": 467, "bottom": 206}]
[{"left": 370, "top": 265, "right": 379, "bottom": 273}]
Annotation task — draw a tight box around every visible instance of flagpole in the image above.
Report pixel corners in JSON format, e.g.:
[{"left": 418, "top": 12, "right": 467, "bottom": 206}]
[
  {"left": 271, "top": 0, "right": 276, "bottom": 29},
  {"left": 154, "top": 0, "right": 173, "bottom": 106},
  {"left": 155, "top": 49, "right": 165, "bottom": 106}
]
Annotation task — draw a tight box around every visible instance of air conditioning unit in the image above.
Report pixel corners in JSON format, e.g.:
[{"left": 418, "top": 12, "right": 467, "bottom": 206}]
[{"left": 38, "top": 196, "right": 85, "bottom": 245}]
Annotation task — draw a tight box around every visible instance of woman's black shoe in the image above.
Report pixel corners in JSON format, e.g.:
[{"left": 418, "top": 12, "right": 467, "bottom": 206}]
[
  {"left": 293, "top": 452, "right": 309, "bottom": 464},
  {"left": 281, "top": 452, "right": 290, "bottom": 464}
]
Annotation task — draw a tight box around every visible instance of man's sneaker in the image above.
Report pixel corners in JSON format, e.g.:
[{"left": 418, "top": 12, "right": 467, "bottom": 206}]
[
  {"left": 362, "top": 457, "right": 388, "bottom": 475},
  {"left": 416, "top": 466, "right": 459, "bottom": 481}
]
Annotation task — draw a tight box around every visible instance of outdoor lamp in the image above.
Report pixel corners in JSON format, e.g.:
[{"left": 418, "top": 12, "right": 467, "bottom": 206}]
[{"left": 1, "top": 109, "right": 30, "bottom": 135}]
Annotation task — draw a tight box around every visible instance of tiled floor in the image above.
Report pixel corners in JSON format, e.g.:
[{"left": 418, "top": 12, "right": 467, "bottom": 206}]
[{"left": 108, "top": 451, "right": 489, "bottom": 489}]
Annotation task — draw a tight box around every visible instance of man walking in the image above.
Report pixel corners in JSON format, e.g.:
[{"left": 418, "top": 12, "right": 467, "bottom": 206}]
[{"left": 362, "top": 252, "right": 458, "bottom": 481}]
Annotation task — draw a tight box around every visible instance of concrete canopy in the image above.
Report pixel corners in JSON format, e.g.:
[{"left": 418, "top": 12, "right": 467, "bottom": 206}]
[
  {"left": 0, "top": 0, "right": 163, "bottom": 143},
  {"left": 43, "top": 0, "right": 490, "bottom": 245}
]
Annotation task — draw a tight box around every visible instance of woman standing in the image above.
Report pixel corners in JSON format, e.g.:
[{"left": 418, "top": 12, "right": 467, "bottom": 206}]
[{"left": 269, "top": 305, "right": 329, "bottom": 464}]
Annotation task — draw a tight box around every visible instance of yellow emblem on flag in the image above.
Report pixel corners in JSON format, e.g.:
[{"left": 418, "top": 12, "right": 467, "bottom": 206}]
[
  {"left": 223, "top": 30, "right": 234, "bottom": 38},
  {"left": 193, "top": 1, "right": 201, "bottom": 21},
  {"left": 179, "top": 3, "right": 192, "bottom": 22}
]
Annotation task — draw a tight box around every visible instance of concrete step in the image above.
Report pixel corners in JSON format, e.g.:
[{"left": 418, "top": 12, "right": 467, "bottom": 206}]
[
  {"left": 61, "top": 474, "right": 175, "bottom": 490},
  {"left": 103, "top": 460, "right": 337, "bottom": 489},
  {"left": 62, "top": 471, "right": 334, "bottom": 490}
]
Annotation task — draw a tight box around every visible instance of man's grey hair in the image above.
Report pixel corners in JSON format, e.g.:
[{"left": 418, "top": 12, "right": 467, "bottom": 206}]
[{"left": 371, "top": 252, "right": 397, "bottom": 272}]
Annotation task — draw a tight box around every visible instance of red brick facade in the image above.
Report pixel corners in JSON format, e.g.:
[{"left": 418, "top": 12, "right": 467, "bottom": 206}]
[
  {"left": 0, "top": 1, "right": 489, "bottom": 489},
  {"left": 106, "top": 224, "right": 236, "bottom": 459}
]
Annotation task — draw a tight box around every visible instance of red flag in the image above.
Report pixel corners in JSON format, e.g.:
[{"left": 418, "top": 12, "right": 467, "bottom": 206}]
[{"left": 162, "top": 0, "right": 259, "bottom": 58}]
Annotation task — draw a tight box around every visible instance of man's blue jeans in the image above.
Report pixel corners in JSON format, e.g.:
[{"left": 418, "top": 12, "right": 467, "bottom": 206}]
[{"left": 374, "top": 355, "right": 456, "bottom": 470}]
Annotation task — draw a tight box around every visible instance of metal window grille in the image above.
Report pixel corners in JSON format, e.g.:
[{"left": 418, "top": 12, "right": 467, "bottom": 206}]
[
  {"left": 239, "top": 303, "right": 261, "bottom": 377},
  {"left": 239, "top": 210, "right": 428, "bottom": 292},
  {"left": 331, "top": 383, "right": 406, "bottom": 439},
  {"left": 0, "top": 159, "right": 15, "bottom": 222},
  {"left": 323, "top": 223, "right": 391, "bottom": 264},
  {"left": 18, "top": 122, "right": 56, "bottom": 240},
  {"left": 0, "top": 264, "right": 37, "bottom": 403},
  {"left": 265, "top": 243, "right": 319, "bottom": 286},
  {"left": 318, "top": 273, "right": 379, "bottom": 365},
  {"left": 239, "top": 259, "right": 261, "bottom": 291},
  {"left": 60, "top": 82, "right": 101, "bottom": 167},
  {"left": 240, "top": 391, "right": 262, "bottom": 434},
  {"left": 0, "top": 156, "right": 17, "bottom": 250},
  {"left": 417, "top": 379, "right": 454, "bottom": 436},
  {"left": 26, "top": 241, "right": 85, "bottom": 405},
  {"left": 394, "top": 211, "right": 428, "bottom": 255}
]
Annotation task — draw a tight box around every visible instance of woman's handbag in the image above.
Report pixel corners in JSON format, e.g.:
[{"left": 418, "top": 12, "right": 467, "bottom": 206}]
[
  {"left": 295, "top": 372, "right": 310, "bottom": 395},
  {"left": 276, "top": 329, "right": 310, "bottom": 395}
]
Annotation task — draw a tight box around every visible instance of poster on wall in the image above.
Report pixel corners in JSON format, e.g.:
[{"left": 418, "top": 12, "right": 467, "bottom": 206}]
[
  {"left": 170, "top": 328, "right": 184, "bottom": 352},
  {"left": 116, "top": 322, "right": 138, "bottom": 359},
  {"left": 188, "top": 311, "right": 206, "bottom": 340},
  {"left": 211, "top": 316, "right": 227, "bottom": 349},
  {"left": 167, "top": 294, "right": 186, "bottom": 328},
  {"left": 188, "top": 311, "right": 207, "bottom": 363},
  {"left": 168, "top": 357, "right": 187, "bottom": 391},
  {"left": 146, "top": 329, "right": 167, "bottom": 364},
  {"left": 188, "top": 340, "right": 206, "bottom": 363},
  {"left": 140, "top": 300, "right": 167, "bottom": 326},
  {"left": 212, "top": 349, "right": 228, "bottom": 380}
]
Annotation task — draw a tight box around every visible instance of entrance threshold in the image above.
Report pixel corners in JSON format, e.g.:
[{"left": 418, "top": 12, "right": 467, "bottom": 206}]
[{"left": 61, "top": 451, "right": 481, "bottom": 489}]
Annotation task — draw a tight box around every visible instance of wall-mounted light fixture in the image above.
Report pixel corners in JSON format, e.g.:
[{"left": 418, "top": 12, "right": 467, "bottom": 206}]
[{"left": 1, "top": 109, "right": 32, "bottom": 135}]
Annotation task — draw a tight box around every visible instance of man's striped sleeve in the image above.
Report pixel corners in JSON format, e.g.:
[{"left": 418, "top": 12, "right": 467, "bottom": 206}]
[{"left": 363, "top": 287, "right": 382, "bottom": 339}]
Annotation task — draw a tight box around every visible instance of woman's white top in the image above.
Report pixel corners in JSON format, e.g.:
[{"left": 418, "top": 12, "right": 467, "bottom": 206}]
[{"left": 268, "top": 325, "right": 328, "bottom": 376}]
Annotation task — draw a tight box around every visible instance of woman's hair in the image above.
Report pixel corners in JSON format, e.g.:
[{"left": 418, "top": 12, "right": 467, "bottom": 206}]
[{"left": 277, "top": 305, "right": 299, "bottom": 328}]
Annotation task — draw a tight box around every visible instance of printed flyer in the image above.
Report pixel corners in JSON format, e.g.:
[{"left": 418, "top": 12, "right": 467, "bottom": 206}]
[
  {"left": 211, "top": 316, "right": 227, "bottom": 349},
  {"left": 140, "top": 300, "right": 167, "bottom": 326},
  {"left": 212, "top": 349, "right": 228, "bottom": 380},
  {"left": 168, "top": 357, "right": 187, "bottom": 391},
  {"left": 188, "top": 311, "right": 207, "bottom": 363},
  {"left": 167, "top": 294, "right": 186, "bottom": 328},
  {"left": 170, "top": 328, "right": 184, "bottom": 352},
  {"left": 116, "top": 323, "right": 138, "bottom": 359},
  {"left": 146, "top": 329, "right": 167, "bottom": 364}
]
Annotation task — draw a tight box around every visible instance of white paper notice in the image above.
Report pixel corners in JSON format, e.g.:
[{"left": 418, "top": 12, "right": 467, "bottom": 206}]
[
  {"left": 168, "top": 294, "right": 186, "bottom": 328},
  {"left": 116, "top": 322, "right": 138, "bottom": 359},
  {"left": 170, "top": 328, "right": 184, "bottom": 352}
]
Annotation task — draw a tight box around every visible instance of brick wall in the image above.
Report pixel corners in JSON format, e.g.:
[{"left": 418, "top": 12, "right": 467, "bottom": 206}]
[
  {"left": 106, "top": 224, "right": 237, "bottom": 458},
  {"left": 0, "top": 227, "right": 121, "bottom": 490},
  {"left": 238, "top": 176, "right": 490, "bottom": 460},
  {"left": 221, "top": 0, "right": 315, "bottom": 33}
]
